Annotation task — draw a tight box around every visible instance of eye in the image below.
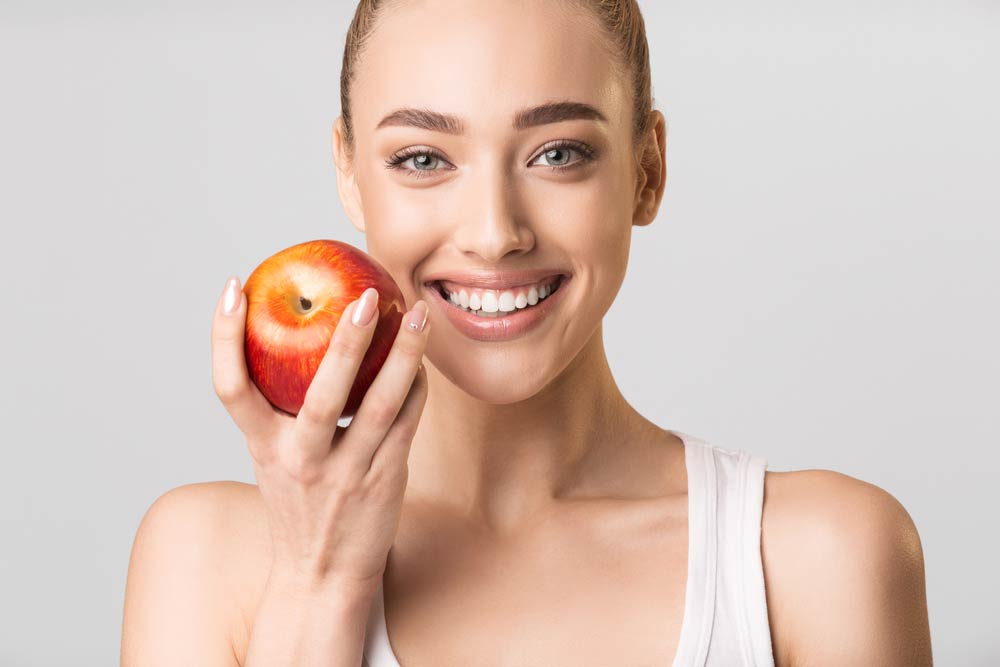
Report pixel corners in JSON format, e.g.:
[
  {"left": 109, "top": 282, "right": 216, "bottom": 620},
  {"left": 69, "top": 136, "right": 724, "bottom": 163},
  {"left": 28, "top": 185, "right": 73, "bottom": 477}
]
[
  {"left": 384, "top": 147, "right": 452, "bottom": 180},
  {"left": 529, "top": 140, "right": 597, "bottom": 172}
]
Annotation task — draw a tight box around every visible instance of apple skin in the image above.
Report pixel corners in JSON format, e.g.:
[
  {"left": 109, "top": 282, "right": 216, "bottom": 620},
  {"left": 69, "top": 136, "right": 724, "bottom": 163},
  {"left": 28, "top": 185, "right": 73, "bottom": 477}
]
[{"left": 242, "top": 239, "right": 406, "bottom": 419}]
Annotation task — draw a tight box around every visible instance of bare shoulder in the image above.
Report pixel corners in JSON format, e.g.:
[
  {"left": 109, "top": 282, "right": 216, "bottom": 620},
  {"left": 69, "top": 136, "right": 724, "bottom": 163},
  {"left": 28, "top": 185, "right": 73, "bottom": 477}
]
[
  {"left": 759, "top": 469, "right": 932, "bottom": 666},
  {"left": 122, "top": 481, "right": 271, "bottom": 666}
]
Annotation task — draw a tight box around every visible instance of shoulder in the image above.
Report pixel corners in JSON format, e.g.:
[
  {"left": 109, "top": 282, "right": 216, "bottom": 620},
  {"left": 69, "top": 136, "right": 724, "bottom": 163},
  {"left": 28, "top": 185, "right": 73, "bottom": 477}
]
[
  {"left": 130, "top": 479, "right": 271, "bottom": 594},
  {"left": 759, "top": 469, "right": 932, "bottom": 666},
  {"left": 123, "top": 481, "right": 270, "bottom": 664},
  {"left": 135, "top": 480, "right": 267, "bottom": 560}
]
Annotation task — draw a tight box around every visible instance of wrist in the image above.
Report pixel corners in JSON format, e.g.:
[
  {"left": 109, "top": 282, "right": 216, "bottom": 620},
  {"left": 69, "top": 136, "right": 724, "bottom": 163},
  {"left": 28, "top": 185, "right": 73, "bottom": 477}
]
[{"left": 266, "top": 566, "right": 381, "bottom": 609}]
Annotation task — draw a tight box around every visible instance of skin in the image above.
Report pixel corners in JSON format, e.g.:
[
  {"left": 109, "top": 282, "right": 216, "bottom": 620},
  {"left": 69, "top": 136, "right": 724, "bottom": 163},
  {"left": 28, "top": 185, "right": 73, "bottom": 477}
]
[{"left": 123, "top": 0, "right": 933, "bottom": 665}]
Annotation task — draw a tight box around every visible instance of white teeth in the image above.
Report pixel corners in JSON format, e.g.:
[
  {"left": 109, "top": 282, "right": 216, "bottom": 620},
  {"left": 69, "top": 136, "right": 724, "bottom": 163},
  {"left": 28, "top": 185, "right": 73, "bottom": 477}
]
[
  {"left": 480, "top": 292, "right": 499, "bottom": 313},
  {"left": 498, "top": 292, "right": 516, "bottom": 312},
  {"left": 438, "top": 277, "right": 563, "bottom": 317}
]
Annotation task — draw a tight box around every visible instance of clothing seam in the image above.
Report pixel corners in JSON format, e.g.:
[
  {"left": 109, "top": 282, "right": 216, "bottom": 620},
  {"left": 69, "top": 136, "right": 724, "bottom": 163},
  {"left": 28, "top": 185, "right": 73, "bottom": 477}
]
[
  {"left": 735, "top": 452, "right": 756, "bottom": 665},
  {"left": 746, "top": 456, "right": 776, "bottom": 666},
  {"left": 694, "top": 442, "right": 718, "bottom": 665}
]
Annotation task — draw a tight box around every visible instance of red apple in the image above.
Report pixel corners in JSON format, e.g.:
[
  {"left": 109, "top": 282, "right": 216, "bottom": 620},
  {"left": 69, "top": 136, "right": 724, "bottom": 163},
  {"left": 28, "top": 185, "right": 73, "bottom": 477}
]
[{"left": 242, "top": 239, "right": 405, "bottom": 419}]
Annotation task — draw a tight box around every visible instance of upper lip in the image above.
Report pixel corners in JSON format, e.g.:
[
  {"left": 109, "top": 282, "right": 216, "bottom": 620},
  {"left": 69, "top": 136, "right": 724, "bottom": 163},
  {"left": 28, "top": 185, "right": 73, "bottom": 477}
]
[{"left": 423, "top": 269, "right": 569, "bottom": 290}]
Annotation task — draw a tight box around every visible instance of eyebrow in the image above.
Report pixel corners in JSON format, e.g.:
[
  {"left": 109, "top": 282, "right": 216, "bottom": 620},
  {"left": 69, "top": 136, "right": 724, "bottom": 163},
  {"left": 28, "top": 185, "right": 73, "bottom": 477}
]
[{"left": 375, "top": 101, "right": 608, "bottom": 134}]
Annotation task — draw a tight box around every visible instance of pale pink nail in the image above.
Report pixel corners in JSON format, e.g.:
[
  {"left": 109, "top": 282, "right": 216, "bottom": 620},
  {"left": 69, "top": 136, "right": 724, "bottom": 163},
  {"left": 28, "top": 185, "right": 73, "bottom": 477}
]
[
  {"left": 352, "top": 287, "right": 378, "bottom": 326},
  {"left": 222, "top": 277, "right": 240, "bottom": 315},
  {"left": 405, "top": 300, "right": 428, "bottom": 333}
]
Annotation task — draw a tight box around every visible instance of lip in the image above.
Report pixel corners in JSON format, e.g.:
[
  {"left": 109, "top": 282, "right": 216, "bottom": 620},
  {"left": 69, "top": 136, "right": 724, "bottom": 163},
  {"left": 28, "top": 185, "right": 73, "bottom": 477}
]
[
  {"left": 421, "top": 268, "right": 568, "bottom": 291},
  {"left": 423, "top": 274, "right": 571, "bottom": 342}
]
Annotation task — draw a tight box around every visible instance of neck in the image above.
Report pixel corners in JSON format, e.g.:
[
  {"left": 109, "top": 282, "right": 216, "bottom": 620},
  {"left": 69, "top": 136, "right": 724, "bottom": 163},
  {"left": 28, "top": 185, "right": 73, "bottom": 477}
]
[{"left": 406, "top": 324, "right": 656, "bottom": 534}]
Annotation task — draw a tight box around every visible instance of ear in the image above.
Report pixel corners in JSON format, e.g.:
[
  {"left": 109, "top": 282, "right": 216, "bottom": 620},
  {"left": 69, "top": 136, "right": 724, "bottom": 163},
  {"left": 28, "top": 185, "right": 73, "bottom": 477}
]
[
  {"left": 632, "top": 110, "right": 667, "bottom": 228},
  {"left": 332, "top": 116, "right": 367, "bottom": 234}
]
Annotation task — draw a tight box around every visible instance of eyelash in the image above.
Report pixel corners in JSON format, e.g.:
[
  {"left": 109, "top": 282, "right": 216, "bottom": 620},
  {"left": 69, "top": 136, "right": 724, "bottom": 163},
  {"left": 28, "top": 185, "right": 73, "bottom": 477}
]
[{"left": 383, "top": 140, "right": 598, "bottom": 179}]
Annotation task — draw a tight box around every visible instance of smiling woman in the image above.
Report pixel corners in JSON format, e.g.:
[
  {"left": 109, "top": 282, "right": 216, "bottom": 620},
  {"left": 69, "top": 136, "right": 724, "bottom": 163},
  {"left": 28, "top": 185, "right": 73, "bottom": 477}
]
[
  {"left": 120, "top": 1, "right": 934, "bottom": 666},
  {"left": 327, "top": 4, "right": 930, "bottom": 664}
]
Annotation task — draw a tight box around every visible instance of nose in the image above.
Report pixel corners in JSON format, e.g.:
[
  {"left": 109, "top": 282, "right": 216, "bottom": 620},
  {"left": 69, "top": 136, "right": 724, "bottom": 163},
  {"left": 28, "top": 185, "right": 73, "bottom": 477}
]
[{"left": 451, "top": 163, "right": 535, "bottom": 264}]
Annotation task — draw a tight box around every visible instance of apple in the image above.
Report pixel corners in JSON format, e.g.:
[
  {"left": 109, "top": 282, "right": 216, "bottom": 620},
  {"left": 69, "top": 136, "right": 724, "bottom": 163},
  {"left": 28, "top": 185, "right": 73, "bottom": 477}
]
[{"left": 242, "top": 239, "right": 406, "bottom": 419}]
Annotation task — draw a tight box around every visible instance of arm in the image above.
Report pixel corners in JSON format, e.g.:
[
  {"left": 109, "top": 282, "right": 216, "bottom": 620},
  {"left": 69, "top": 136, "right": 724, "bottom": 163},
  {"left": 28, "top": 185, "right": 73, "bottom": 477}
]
[
  {"left": 243, "top": 568, "right": 376, "bottom": 667},
  {"left": 121, "top": 483, "right": 376, "bottom": 667},
  {"left": 121, "top": 483, "right": 242, "bottom": 666},
  {"left": 761, "top": 470, "right": 933, "bottom": 666}
]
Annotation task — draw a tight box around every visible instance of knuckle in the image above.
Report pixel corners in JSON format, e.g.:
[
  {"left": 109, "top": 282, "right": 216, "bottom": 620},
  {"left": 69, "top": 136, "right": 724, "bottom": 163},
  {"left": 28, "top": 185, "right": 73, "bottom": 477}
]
[
  {"left": 280, "top": 450, "right": 323, "bottom": 485},
  {"left": 330, "top": 468, "right": 365, "bottom": 497},
  {"left": 394, "top": 336, "right": 424, "bottom": 362},
  {"left": 330, "top": 331, "right": 369, "bottom": 360},
  {"left": 365, "top": 468, "right": 386, "bottom": 491},
  {"left": 364, "top": 396, "right": 399, "bottom": 431},
  {"left": 297, "top": 401, "right": 339, "bottom": 430},
  {"left": 368, "top": 459, "right": 405, "bottom": 489},
  {"left": 245, "top": 436, "right": 276, "bottom": 467},
  {"left": 213, "top": 378, "right": 243, "bottom": 404},
  {"left": 388, "top": 403, "right": 420, "bottom": 439}
]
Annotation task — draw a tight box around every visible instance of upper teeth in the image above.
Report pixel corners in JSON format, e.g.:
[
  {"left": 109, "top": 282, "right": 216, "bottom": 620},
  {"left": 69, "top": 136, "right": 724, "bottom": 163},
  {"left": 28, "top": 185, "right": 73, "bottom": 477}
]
[{"left": 439, "top": 277, "right": 562, "bottom": 314}]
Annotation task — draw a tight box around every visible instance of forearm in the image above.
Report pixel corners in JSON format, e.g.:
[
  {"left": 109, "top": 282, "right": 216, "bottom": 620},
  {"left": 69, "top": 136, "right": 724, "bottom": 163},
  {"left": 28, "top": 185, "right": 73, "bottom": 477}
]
[{"left": 243, "top": 571, "right": 376, "bottom": 667}]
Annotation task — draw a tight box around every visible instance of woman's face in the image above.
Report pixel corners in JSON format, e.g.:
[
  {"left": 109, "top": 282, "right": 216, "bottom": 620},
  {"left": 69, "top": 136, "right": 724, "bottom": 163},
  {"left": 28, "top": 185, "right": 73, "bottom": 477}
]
[{"left": 335, "top": 0, "right": 661, "bottom": 405}]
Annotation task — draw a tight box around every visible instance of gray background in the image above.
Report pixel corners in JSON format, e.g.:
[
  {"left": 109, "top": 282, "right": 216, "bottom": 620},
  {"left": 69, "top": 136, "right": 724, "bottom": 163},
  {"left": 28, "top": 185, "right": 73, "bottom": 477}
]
[{"left": 1, "top": 0, "right": 997, "bottom": 664}]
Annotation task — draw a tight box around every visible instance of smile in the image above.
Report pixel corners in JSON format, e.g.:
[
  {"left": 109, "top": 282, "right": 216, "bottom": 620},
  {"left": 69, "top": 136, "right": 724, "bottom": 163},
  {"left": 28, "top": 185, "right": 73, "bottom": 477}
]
[
  {"left": 424, "top": 274, "right": 571, "bottom": 342},
  {"left": 434, "top": 275, "right": 564, "bottom": 317}
]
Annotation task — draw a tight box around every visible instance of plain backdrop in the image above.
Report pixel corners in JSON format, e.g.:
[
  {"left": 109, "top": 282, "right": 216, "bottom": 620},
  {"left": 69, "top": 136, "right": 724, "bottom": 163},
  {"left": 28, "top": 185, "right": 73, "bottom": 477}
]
[{"left": 1, "top": 0, "right": 997, "bottom": 664}]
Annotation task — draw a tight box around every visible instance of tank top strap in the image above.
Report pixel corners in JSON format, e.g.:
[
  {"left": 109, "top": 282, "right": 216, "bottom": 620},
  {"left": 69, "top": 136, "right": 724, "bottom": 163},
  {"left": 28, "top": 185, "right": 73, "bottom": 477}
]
[{"left": 671, "top": 431, "right": 775, "bottom": 667}]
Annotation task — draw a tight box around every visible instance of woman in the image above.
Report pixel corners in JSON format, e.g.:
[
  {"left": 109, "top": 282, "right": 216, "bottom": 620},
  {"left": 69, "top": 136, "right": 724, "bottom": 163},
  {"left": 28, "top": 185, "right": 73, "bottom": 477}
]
[{"left": 121, "top": 0, "right": 933, "bottom": 665}]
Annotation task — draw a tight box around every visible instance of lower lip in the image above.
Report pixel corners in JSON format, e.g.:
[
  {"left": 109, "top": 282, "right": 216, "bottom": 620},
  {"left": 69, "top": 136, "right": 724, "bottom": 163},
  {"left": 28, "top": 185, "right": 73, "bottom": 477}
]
[{"left": 423, "top": 275, "right": 571, "bottom": 342}]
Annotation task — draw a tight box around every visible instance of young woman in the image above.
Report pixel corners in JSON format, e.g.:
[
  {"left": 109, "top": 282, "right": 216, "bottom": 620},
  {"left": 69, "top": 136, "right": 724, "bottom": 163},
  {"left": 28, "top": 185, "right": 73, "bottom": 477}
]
[{"left": 122, "top": 1, "right": 933, "bottom": 665}]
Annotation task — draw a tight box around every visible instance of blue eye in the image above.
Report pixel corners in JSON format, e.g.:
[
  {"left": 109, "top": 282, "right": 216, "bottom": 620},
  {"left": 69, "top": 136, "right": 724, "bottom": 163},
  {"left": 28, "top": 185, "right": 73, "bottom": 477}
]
[
  {"left": 532, "top": 146, "right": 577, "bottom": 168},
  {"left": 384, "top": 140, "right": 597, "bottom": 180}
]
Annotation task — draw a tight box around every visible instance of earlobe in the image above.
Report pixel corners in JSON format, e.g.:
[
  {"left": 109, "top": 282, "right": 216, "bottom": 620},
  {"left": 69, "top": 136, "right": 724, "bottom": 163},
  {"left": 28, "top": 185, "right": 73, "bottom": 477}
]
[{"left": 331, "top": 116, "right": 367, "bottom": 234}]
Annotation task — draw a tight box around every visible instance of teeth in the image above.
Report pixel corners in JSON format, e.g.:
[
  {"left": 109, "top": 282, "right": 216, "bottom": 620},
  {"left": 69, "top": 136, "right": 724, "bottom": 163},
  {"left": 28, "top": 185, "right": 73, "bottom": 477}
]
[
  {"left": 480, "top": 292, "right": 499, "bottom": 313},
  {"left": 498, "top": 291, "right": 516, "bottom": 312},
  {"left": 438, "top": 277, "right": 562, "bottom": 316}
]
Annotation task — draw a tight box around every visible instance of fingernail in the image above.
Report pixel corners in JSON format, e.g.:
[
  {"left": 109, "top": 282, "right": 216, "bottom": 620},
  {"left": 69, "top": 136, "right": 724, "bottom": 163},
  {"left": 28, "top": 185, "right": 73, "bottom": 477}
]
[
  {"left": 222, "top": 277, "right": 240, "bottom": 315},
  {"left": 352, "top": 287, "right": 378, "bottom": 326},
  {"left": 405, "top": 300, "right": 428, "bottom": 333}
]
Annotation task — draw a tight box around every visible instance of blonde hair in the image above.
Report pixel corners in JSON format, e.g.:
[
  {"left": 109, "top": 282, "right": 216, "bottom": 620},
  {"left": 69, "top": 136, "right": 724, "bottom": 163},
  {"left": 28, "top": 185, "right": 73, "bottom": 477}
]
[{"left": 339, "top": 0, "right": 655, "bottom": 162}]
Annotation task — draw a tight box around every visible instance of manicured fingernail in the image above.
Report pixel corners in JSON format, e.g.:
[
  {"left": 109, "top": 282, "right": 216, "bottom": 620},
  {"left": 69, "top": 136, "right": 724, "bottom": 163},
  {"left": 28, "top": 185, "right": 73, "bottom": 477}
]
[
  {"left": 222, "top": 277, "right": 240, "bottom": 314},
  {"left": 405, "top": 300, "right": 428, "bottom": 333},
  {"left": 352, "top": 287, "right": 378, "bottom": 326}
]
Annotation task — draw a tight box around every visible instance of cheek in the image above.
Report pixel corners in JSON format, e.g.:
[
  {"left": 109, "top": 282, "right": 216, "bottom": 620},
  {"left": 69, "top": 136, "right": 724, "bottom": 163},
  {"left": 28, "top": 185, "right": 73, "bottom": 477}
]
[
  {"left": 533, "top": 173, "right": 632, "bottom": 265},
  {"left": 358, "top": 177, "right": 445, "bottom": 297}
]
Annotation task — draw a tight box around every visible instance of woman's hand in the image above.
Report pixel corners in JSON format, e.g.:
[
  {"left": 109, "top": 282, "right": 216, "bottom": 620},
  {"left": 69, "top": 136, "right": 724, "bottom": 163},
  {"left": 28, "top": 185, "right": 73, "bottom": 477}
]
[{"left": 210, "top": 276, "right": 430, "bottom": 598}]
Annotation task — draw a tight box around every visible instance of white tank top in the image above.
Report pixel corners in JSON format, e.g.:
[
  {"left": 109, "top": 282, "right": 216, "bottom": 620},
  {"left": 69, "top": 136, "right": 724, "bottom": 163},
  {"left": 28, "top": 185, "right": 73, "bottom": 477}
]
[{"left": 362, "top": 430, "right": 776, "bottom": 666}]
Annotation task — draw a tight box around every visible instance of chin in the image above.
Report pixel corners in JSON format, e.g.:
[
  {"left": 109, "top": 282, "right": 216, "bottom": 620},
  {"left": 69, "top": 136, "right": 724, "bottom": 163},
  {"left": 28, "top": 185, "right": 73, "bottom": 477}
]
[{"left": 427, "top": 349, "right": 558, "bottom": 406}]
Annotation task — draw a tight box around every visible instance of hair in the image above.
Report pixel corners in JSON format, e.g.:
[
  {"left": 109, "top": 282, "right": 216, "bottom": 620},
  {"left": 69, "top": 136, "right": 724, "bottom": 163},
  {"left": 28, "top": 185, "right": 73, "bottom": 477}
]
[{"left": 339, "top": 0, "right": 656, "bottom": 164}]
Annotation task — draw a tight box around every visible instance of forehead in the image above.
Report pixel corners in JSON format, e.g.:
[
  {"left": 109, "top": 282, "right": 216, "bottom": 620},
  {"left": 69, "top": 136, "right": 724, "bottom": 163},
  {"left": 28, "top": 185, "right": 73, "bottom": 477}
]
[{"left": 350, "top": 0, "right": 627, "bottom": 136}]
